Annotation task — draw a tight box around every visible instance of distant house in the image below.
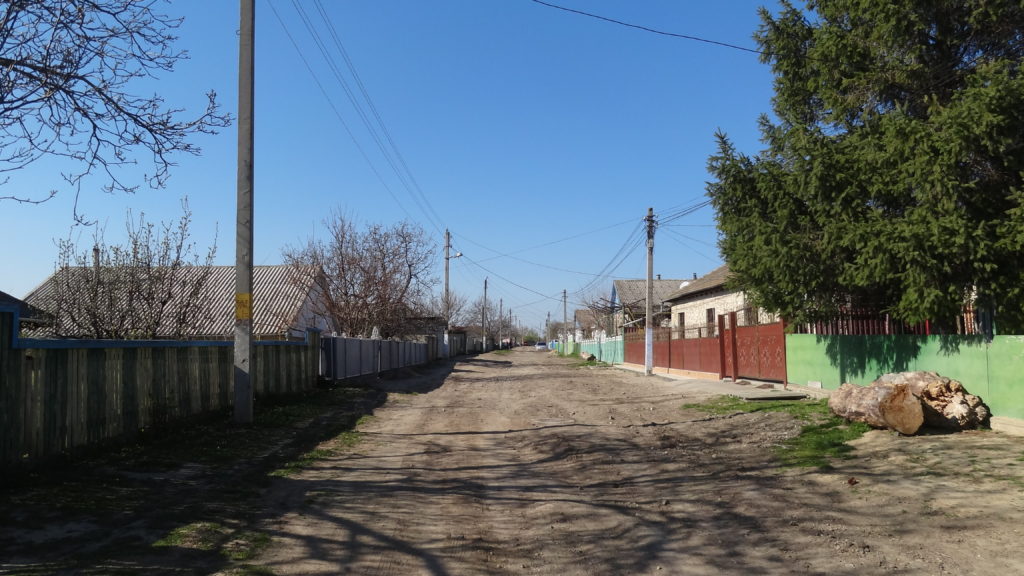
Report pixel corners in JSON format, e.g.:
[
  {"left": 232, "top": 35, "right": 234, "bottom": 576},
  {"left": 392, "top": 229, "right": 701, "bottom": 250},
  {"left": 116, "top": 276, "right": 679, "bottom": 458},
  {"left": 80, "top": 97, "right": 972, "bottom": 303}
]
[
  {"left": 611, "top": 277, "right": 689, "bottom": 332},
  {"left": 23, "top": 265, "right": 330, "bottom": 340},
  {"left": 573, "top": 308, "right": 607, "bottom": 340},
  {"left": 663, "top": 265, "right": 776, "bottom": 338}
]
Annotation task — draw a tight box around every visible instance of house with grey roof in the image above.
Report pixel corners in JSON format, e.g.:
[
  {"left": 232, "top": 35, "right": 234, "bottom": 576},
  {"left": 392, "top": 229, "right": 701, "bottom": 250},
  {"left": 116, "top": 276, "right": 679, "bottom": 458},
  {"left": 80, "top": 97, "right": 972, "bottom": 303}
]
[
  {"left": 663, "top": 265, "right": 777, "bottom": 338},
  {"left": 23, "top": 265, "right": 330, "bottom": 340},
  {"left": 610, "top": 277, "right": 689, "bottom": 332}
]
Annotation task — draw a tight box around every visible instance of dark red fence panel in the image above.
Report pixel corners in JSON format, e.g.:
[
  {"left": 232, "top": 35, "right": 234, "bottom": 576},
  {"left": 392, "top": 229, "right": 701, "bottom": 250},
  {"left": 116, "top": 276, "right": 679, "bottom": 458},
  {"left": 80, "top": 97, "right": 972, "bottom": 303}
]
[
  {"left": 736, "top": 325, "right": 760, "bottom": 378},
  {"left": 669, "top": 339, "right": 687, "bottom": 370},
  {"left": 625, "top": 341, "right": 644, "bottom": 365},
  {"left": 699, "top": 338, "right": 721, "bottom": 374},
  {"left": 653, "top": 340, "right": 670, "bottom": 368},
  {"left": 757, "top": 322, "right": 787, "bottom": 382}
]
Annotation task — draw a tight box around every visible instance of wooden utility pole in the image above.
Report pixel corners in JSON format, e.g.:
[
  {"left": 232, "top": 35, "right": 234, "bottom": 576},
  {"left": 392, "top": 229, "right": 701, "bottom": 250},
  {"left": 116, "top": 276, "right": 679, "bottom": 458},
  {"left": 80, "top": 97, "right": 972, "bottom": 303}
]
[
  {"left": 233, "top": 0, "right": 255, "bottom": 424},
  {"left": 645, "top": 207, "right": 656, "bottom": 376},
  {"left": 498, "top": 298, "right": 503, "bottom": 350}
]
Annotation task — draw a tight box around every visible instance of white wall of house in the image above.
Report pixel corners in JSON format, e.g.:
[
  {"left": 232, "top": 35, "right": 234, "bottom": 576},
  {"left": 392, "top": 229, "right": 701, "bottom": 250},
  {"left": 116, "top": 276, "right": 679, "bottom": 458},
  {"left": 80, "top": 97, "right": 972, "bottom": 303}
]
[
  {"left": 669, "top": 290, "right": 779, "bottom": 337},
  {"left": 575, "top": 327, "right": 609, "bottom": 340},
  {"left": 292, "top": 292, "right": 333, "bottom": 338}
]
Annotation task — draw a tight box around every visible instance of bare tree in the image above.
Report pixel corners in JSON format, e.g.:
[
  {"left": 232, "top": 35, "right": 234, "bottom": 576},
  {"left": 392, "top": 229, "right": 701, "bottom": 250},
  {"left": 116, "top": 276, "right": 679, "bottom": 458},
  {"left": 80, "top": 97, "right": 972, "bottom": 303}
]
[
  {"left": 0, "top": 1, "right": 230, "bottom": 213},
  {"left": 39, "top": 198, "right": 217, "bottom": 338},
  {"left": 463, "top": 296, "right": 491, "bottom": 340},
  {"left": 284, "top": 212, "right": 437, "bottom": 338},
  {"left": 579, "top": 290, "right": 617, "bottom": 336},
  {"left": 423, "top": 289, "right": 470, "bottom": 328}
]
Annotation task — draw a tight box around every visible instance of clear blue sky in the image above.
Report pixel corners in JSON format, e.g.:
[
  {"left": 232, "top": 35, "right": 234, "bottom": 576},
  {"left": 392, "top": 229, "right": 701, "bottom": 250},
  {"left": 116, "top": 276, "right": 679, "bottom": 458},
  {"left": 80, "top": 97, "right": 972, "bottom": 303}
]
[{"left": 0, "top": 0, "right": 779, "bottom": 334}]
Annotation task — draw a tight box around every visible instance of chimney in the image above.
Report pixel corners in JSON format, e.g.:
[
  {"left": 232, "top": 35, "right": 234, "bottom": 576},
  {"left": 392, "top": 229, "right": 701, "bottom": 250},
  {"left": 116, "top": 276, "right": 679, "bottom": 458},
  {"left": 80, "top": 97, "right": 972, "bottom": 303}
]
[
  {"left": 692, "top": 272, "right": 697, "bottom": 279},
  {"left": 656, "top": 274, "right": 661, "bottom": 280}
]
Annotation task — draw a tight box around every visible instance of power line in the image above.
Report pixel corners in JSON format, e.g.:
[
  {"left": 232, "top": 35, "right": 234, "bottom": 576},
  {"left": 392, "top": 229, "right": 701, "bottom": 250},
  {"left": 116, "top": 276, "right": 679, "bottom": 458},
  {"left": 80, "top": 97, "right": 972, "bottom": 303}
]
[
  {"left": 460, "top": 254, "right": 565, "bottom": 304},
  {"left": 273, "top": 0, "right": 446, "bottom": 235},
  {"left": 310, "top": 0, "right": 447, "bottom": 234},
  {"left": 451, "top": 232, "right": 605, "bottom": 277},
  {"left": 265, "top": 1, "right": 414, "bottom": 221},
  {"left": 528, "top": 0, "right": 764, "bottom": 55},
  {"left": 464, "top": 217, "right": 639, "bottom": 263}
]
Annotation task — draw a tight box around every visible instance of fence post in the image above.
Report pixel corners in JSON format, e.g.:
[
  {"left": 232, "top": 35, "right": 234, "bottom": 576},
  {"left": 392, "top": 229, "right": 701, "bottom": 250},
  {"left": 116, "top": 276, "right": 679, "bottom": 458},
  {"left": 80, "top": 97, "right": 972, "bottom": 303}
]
[
  {"left": 717, "top": 314, "right": 727, "bottom": 380},
  {"left": 729, "top": 312, "right": 739, "bottom": 380}
]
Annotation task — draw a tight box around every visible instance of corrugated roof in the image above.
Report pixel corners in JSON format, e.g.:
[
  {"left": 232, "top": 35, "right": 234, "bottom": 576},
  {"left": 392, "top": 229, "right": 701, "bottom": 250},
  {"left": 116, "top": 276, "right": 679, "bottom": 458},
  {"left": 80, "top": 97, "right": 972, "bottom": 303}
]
[
  {"left": 574, "top": 309, "right": 599, "bottom": 327},
  {"left": 664, "top": 265, "right": 732, "bottom": 303},
  {"left": 610, "top": 276, "right": 692, "bottom": 313},
  {"left": 613, "top": 279, "right": 690, "bottom": 310},
  {"left": 24, "top": 265, "right": 316, "bottom": 338}
]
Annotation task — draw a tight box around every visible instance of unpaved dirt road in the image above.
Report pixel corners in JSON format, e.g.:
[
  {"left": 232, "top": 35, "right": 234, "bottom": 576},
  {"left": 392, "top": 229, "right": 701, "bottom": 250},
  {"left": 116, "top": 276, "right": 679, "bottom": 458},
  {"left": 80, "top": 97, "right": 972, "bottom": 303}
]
[
  {"left": 3, "top": 348, "right": 1024, "bottom": 575},
  {"left": 253, "top": 349, "right": 1024, "bottom": 575}
]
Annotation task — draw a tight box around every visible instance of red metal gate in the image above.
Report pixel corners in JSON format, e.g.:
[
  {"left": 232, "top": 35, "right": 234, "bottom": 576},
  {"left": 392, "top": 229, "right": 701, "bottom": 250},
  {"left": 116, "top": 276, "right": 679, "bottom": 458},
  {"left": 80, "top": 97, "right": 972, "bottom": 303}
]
[{"left": 719, "top": 312, "right": 787, "bottom": 382}]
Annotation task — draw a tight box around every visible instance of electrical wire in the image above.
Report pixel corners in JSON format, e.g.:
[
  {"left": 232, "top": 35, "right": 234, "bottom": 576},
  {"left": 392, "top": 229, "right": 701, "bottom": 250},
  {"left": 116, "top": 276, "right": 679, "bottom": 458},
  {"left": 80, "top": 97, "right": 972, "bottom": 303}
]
[
  {"left": 310, "top": 0, "right": 447, "bottom": 234},
  {"left": 528, "top": 0, "right": 764, "bottom": 55},
  {"left": 274, "top": 0, "right": 446, "bottom": 235},
  {"left": 266, "top": 1, "right": 414, "bottom": 222}
]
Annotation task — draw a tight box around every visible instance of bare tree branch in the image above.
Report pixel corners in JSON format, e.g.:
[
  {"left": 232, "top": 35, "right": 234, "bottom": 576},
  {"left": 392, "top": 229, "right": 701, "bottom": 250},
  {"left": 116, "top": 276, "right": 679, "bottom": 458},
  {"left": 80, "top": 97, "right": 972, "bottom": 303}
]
[
  {"left": 43, "top": 197, "right": 218, "bottom": 339},
  {"left": 284, "top": 212, "right": 437, "bottom": 338},
  {"left": 0, "top": 1, "right": 231, "bottom": 210}
]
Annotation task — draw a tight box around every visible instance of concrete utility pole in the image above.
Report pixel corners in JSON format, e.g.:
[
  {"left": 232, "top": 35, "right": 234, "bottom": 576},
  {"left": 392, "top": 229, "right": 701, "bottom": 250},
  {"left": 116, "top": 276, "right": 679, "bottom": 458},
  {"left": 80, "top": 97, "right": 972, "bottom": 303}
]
[
  {"left": 482, "top": 277, "right": 488, "bottom": 352},
  {"left": 645, "top": 207, "right": 656, "bottom": 377},
  {"left": 563, "top": 289, "right": 568, "bottom": 351},
  {"left": 498, "top": 298, "right": 503, "bottom": 350},
  {"left": 233, "top": 0, "right": 255, "bottom": 424},
  {"left": 510, "top": 308, "right": 513, "bottom": 346},
  {"left": 443, "top": 229, "right": 461, "bottom": 358}
]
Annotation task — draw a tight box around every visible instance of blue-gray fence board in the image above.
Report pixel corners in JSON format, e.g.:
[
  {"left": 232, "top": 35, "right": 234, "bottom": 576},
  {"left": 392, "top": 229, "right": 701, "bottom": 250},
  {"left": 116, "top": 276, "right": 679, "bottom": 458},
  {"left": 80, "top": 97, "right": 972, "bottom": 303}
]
[{"left": 320, "top": 336, "right": 431, "bottom": 380}]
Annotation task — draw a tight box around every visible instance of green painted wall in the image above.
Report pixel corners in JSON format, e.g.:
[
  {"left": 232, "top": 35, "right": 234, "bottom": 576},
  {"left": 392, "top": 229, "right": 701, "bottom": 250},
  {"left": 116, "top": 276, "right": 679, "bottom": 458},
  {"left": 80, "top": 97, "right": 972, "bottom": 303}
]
[
  {"left": 787, "top": 334, "right": 1024, "bottom": 419},
  {"left": 579, "top": 338, "right": 624, "bottom": 364}
]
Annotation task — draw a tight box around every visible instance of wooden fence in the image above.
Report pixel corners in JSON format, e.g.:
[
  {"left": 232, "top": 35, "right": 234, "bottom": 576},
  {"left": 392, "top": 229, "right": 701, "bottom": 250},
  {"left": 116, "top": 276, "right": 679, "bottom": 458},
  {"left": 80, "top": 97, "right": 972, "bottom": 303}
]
[{"left": 0, "top": 309, "right": 319, "bottom": 471}]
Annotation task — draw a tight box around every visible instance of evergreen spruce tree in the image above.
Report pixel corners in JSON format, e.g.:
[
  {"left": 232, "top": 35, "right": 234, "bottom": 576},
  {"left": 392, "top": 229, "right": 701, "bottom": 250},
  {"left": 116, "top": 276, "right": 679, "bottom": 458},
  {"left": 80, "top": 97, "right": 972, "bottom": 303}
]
[{"left": 708, "top": 0, "right": 1024, "bottom": 331}]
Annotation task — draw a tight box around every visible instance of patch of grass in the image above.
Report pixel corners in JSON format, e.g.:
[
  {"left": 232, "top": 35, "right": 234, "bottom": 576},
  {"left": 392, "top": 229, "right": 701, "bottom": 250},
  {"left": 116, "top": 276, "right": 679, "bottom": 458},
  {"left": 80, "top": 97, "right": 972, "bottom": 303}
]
[
  {"left": 683, "top": 395, "right": 871, "bottom": 469},
  {"left": 222, "top": 531, "right": 272, "bottom": 561},
  {"left": 222, "top": 566, "right": 278, "bottom": 576},
  {"left": 777, "top": 418, "right": 872, "bottom": 469},
  {"left": 270, "top": 447, "right": 338, "bottom": 477},
  {"left": 493, "top": 349, "right": 511, "bottom": 355},
  {"left": 153, "top": 521, "right": 230, "bottom": 551},
  {"left": 573, "top": 358, "right": 608, "bottom": 368},
  {"left": 682, "top": 395, "right": 827, "bottom": 420},
  {"left": 154, "top": 522, "right": 272, "bottom": 565},
  {"left": 270, "top": 415, "right": 373, "bottom": 476}
]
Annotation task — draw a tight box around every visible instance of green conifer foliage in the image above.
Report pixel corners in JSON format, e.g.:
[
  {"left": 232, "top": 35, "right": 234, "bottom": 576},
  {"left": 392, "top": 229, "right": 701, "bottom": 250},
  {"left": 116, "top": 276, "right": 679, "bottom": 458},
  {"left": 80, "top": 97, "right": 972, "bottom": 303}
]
[{"left": 708, "top": 0, "right": 1024, "bottom": 330}]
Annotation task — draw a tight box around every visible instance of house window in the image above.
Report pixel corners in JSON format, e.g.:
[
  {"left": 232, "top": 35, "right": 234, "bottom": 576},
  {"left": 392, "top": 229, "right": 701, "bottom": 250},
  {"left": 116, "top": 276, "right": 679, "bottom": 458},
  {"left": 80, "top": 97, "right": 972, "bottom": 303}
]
[{"left": 706, "top": 308, "right": 716, "bottom": 337}]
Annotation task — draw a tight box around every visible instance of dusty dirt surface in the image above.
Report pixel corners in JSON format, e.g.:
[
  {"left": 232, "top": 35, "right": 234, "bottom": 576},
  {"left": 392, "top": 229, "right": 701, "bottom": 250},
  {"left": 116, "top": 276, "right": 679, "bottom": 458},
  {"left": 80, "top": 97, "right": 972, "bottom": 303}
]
[
  {"left": 254, "top": 349, "right": 1024, "bottom": 576},
  {"left": 2, "top": 348, "right": 1024, "bottom": 575}
]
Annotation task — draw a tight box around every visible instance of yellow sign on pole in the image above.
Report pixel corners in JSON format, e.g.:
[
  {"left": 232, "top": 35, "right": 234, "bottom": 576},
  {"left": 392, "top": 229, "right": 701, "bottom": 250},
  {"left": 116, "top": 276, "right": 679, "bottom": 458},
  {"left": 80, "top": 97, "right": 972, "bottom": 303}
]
[{"left": 235, "top": 292, "right": 252, "bottom": 320}]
